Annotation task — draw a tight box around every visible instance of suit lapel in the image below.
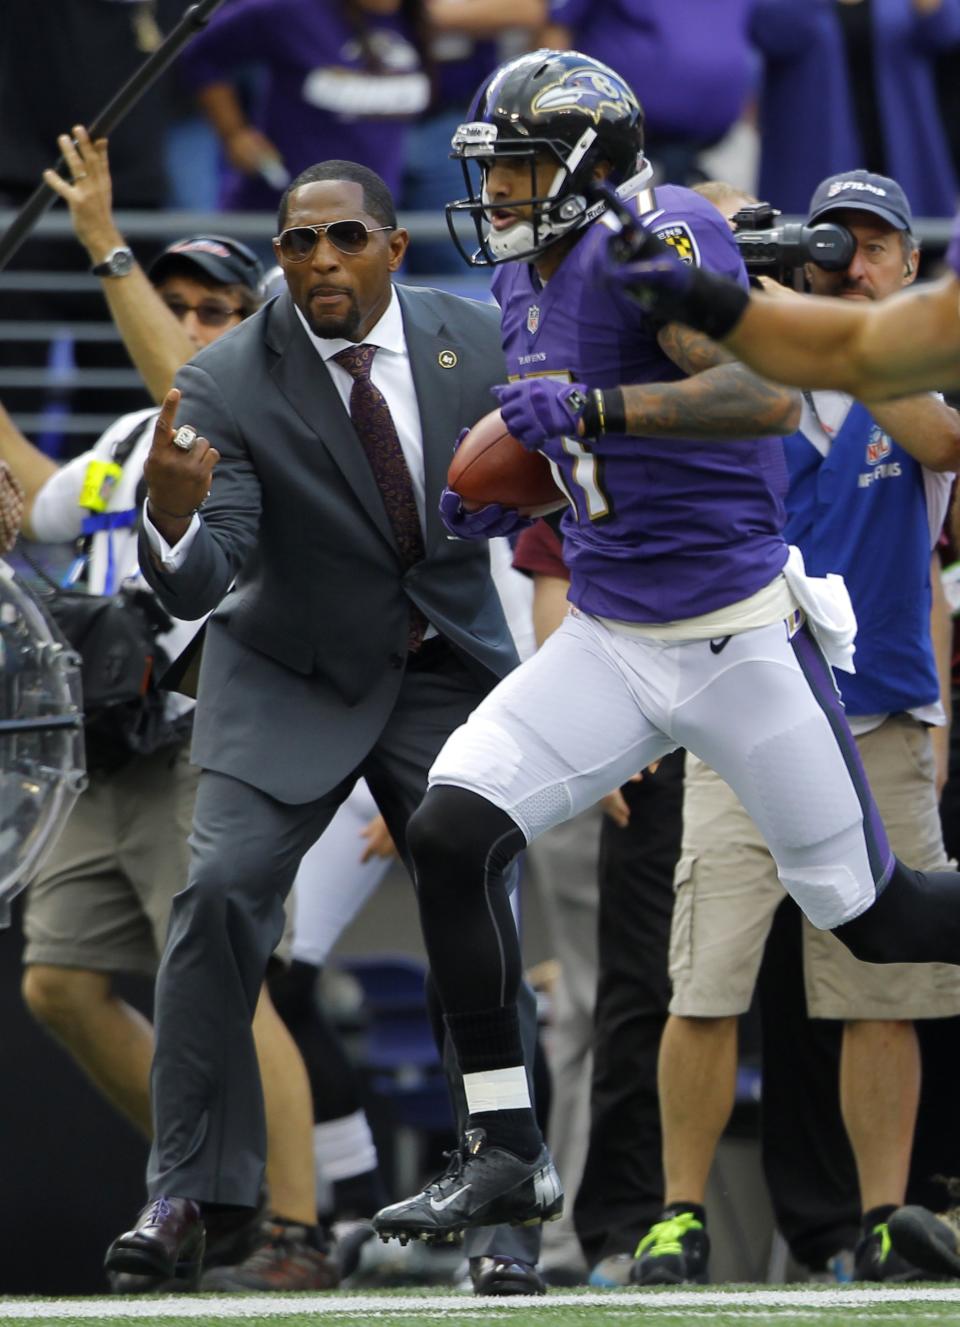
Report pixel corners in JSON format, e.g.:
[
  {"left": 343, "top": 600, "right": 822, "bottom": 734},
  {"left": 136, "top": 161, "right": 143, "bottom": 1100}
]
[
  {"left": 398, "top": 286, "right": 465, "bottom": 556},
  {"left": 265, "top": 294, "right": 398, "bottom": 554},
  {"left": 265, "top": 289, "right": 469, "bottom": 560}
]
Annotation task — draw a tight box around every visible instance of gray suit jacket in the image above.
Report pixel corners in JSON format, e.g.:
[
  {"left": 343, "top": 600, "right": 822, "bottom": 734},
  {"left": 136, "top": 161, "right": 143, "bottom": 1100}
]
[{"left": 139, "top": 284, "right": 517, "bottom": 804}]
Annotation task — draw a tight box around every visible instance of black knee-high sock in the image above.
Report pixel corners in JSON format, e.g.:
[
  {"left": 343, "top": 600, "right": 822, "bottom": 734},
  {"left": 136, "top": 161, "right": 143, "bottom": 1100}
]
[
  {"left": 408, "top": 787, "right": 540, "bottom": 1154},
  {"left": 268, "top": 959, "right": 385, "bottom": 1216},
  {"left": 424, "top": 974, "right": 543, "bottom": 1158},
  {"left": 833, "top": 858, "right": 960, "bottom": 964},
  {"left": 408, "top": 786, "right": 526, "bottom": 1048},
  {"left": 268, "top": 959, "right": 360, "bottom": 1121}
]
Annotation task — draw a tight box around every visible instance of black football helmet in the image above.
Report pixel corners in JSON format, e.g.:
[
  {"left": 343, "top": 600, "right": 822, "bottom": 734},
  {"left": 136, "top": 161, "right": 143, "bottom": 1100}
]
[{"left": 446, "top": 49, "right": 646, "bottom": 266}]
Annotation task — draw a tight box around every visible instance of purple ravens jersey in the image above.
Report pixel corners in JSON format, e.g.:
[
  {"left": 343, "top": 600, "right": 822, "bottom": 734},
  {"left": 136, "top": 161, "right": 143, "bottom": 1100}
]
[{"left": 491, "top": 185, "right": 790, "bottom": 623}]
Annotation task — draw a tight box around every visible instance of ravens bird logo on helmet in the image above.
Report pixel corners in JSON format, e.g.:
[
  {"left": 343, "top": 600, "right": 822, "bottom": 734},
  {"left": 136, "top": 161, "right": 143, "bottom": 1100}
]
[{"left": 445, "top": 49, "right": 647, "bottom": 267}]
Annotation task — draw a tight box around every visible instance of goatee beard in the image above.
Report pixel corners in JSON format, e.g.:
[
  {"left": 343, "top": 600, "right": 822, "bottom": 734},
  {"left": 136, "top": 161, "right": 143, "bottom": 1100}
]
[{"left": 306, "top": 301, "right": 361, "bottom": 341}]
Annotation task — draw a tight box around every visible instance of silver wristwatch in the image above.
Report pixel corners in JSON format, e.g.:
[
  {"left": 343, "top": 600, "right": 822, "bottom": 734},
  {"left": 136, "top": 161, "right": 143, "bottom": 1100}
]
[{"left": 91, "top": 246, "right": 135, "bottom": 278}]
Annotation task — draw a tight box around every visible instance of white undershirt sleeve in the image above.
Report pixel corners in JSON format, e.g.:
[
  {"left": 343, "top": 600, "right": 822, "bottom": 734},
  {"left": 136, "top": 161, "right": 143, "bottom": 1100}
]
[{"left": 141, "top": 499, "right": 202, "bottom": 570}]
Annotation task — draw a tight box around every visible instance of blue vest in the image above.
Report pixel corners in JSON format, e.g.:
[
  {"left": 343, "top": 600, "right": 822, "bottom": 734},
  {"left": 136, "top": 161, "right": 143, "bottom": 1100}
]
[{"left": 783, "top": 398, "right": 939, "bottom": 716}]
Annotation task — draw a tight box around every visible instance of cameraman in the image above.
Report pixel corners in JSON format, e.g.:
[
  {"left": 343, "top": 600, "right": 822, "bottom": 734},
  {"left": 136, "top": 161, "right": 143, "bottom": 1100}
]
[
  {"left": 597, "top": 193, "right": 960, "bottom": 401},
  {"left": 0, "top": 127, "right": 335, "bottom": 1291},
  {"left": 633, "top": 171, "right": 960, "bottom": 1287}
]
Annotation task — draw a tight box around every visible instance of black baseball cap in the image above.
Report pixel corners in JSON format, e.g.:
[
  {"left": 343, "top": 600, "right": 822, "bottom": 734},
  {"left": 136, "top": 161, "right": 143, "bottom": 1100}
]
[
  {"left": 148, "top": 234, "right": 264, "bottom": 290},
  {"left": 807, "top": 170, "right": 913, "bottom": 231}
]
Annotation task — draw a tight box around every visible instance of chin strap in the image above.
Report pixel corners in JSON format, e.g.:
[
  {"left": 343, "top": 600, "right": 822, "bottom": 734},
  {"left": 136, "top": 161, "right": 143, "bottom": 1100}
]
[
  {"left": 482, "top": 156, "right": 657, "bottom": 265},
  {"left": 614, "top": 158, "right": 656, "bottom": 211}
]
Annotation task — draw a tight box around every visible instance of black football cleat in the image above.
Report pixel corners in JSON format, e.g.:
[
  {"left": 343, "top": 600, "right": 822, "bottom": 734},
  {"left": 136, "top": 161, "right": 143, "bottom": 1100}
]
[
  {"left": 372, "top": 1128, "right": 563, "bottom": 1244},
  {"left": 853, "top": 1221, "right": 925, "bottom": 1282},
  {"left": 470, "top": 1255, "right": 547, "bottom": 1296},
  {"left": 332, "top": 1219, "right": 377, "bottom": 1281},
  {"left": 888, "top": 1194, "right": 960, "bottom": 1279},
  {"left": 630, "top": 1210, "right": 709, "bottom": 1286}
]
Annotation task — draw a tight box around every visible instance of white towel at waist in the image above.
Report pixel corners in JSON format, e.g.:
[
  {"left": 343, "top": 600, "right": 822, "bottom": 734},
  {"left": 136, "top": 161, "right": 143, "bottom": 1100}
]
[{"left": 782, "top": 544, "right": 857, "bottom": 674}]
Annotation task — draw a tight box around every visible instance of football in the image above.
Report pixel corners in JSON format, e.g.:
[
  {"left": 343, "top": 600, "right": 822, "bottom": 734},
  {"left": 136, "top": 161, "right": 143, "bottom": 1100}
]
[{"left": 448, "top": 408, "right": 567, "bottom": 516}]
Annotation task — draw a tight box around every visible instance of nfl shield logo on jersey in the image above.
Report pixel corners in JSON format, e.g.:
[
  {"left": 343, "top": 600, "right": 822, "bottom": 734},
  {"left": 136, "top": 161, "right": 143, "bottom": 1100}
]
[
  {"left": 866, "top": 426, "right": 892, "bottom": 464},
  {"left": 527, "top": 304, "right": 541, "bottom": 334}
]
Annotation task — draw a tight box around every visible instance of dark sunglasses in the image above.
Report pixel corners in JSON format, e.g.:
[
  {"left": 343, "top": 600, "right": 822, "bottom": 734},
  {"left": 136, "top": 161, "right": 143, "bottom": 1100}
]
[
  {"left": 163, "top": 296, "right": 243, "bottom": 327},
  {"left": 275, "top": 220, "right": 393, "bottom": 262}
]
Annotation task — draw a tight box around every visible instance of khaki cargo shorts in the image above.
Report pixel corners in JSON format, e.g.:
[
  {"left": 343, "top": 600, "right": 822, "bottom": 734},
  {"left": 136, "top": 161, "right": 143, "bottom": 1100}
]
[
  {"left": 669, "top": 714, "right": 960, "bottom": 1020},
  {"left": 24, "top": 743, "right": 291, "bottom": 975}
]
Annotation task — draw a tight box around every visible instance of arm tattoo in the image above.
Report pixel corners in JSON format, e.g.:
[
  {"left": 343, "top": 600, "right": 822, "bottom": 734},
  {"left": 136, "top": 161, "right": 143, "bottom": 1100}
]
[
  {"left": 657, "top": 322, "right": 736, "bottom": 374},
  {"left": 616, "top": 320, "right": 803, "bottom": 439}
]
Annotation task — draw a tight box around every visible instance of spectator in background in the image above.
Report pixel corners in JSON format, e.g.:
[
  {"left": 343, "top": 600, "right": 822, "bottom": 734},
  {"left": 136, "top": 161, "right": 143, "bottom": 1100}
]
[
  {"left": 178, "top": 0, "right": 431, "bottom": 213},
  {"left": 0, "top": 0, "right": 187, "bottom": 450},
  {"left": 401, "top": 0, "right": 546, "bottom": 275},
  {"left": 2, "top": 125, "right": 330, "bottom": 1293},
  {"left": 0, "top": 0, "right": 175, "bottom": 209},
  {"left": 632, "top": 171, "right": 960, "bottom": 1288},
  {"left": 159, "top": 0, "right": 224, "bottom": 213},
  {"left": 543, "top": 0, "right": 755, "bottom": 185},
  {"left": 691, "top": 177, "right": 866, "bottom": 1281},
  {"left": 751, "top": 0, "right": 960, "bottom": 218},
  {"left": 754, "top": 539, "right": 958, "bottom": 1285}
]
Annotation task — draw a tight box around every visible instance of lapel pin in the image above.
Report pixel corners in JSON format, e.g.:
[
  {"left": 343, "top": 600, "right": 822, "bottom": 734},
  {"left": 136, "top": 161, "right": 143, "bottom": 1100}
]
[{"left": 438, "top": 349, "right": 458, "bottom": 369}]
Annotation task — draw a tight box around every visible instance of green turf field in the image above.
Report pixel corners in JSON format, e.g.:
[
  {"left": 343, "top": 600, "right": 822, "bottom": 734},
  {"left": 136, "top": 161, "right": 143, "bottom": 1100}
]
[{"left": 4, "top": 1286, "right": 960, "bottom": 1327}]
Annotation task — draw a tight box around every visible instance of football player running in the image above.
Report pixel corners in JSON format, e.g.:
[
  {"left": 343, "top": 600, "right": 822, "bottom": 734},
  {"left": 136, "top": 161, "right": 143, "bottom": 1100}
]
[
  {"left": 371, "top": 49, "right": 960, "bottom": 1247},
  {"left": 592, "top": 191, "right": 960, "bottom": 399}
]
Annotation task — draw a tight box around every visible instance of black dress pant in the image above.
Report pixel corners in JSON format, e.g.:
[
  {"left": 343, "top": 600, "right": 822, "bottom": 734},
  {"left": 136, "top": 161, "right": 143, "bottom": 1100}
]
[
  {"left": 573, "top": 750, "right": 684, "bottom": 1265},
  {"left": 757, "top": 901, "right": 860, "bottom": 1269},
  {"left": 760, "top": 897, "right": 960, "bottom": 1269}
]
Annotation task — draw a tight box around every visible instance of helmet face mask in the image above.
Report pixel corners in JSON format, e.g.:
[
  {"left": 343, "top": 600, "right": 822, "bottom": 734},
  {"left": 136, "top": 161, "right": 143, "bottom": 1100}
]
[{"left": 445, "top": 50, "right": 645, "bottom": 267}]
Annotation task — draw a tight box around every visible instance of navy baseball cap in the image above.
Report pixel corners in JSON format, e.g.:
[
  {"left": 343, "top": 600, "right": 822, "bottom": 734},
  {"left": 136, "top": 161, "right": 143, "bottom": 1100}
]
[
  {"left": 148, "top": 234, "right": 264, "bottom": 290},
  {"left": 807, "top": 170, "right": 913, "bottom": 231}
]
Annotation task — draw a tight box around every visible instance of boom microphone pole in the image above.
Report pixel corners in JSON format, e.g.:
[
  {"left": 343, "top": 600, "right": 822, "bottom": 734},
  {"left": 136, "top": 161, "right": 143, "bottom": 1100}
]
[{"left": 0, "top": 0, "right": 226, "bottom": 272}]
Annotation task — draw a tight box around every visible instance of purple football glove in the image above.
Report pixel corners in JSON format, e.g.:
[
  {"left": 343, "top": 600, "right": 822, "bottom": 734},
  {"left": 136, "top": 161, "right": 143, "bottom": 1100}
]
[
  {"left": 439, "top": 486, "right": 533, "bottom": 541},
  {"left": 491, "top": 380, "right": 590, "bottom": 449},
  {"left": 947, "top": 208, "right": 960, "bottom": 278}
]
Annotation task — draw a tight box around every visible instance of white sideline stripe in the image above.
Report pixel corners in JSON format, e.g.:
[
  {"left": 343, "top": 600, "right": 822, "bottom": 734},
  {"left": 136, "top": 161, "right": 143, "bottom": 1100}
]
[{"left": 3, "top": 1289, "right": 960, "bottom": 1318}]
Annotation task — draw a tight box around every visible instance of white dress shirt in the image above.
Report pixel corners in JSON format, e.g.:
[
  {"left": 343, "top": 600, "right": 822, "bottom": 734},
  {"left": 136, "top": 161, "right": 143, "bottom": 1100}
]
[{"left": 144, "top": 288, "right": 427, "bottom": 569}]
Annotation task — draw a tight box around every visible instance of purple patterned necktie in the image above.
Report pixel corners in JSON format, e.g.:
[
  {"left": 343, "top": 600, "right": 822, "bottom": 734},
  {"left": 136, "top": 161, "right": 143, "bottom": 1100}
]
[{"left": 333, "top": 342, "right": 428, "bottom": 651}]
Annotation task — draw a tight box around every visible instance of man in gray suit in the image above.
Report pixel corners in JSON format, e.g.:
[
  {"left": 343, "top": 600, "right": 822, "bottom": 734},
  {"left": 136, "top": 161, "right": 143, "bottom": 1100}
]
[{"left": 105, "top": 160, "right": 544, "bottom": 1295}]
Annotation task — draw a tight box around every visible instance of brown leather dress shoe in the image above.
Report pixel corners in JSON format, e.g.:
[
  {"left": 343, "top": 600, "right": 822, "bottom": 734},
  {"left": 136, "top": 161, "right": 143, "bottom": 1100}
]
[
  {"left": 105, "top": 1197, "right": 205, "bottom": 1281},
  {"left": 107, "top": 1185, "right": 270, "bottom": 1294}
]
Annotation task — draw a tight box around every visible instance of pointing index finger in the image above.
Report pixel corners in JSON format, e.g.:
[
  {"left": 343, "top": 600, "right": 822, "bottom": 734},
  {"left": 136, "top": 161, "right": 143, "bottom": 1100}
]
[{"left": 155, "top": 388, "right": 181, "bottom": 445}]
